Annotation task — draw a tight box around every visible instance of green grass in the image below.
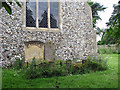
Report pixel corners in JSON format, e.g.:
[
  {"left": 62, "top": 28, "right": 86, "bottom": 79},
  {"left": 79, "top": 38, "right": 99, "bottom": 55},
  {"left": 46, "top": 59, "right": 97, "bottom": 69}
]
[{"left": 2, "top": 54, "right": 118, "bottom": 88}]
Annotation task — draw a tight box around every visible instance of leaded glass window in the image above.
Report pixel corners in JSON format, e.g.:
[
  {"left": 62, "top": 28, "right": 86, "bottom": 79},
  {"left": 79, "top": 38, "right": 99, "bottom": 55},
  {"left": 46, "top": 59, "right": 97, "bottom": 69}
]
[
  {"left": 26, "top": 0, "right": 59, "bottom": 29},
  {"left": 50, "top": 1, "right": 59, "bottom": 28},
  {"left": 26, "top": 0, "right": 36, "bottom": 27}
]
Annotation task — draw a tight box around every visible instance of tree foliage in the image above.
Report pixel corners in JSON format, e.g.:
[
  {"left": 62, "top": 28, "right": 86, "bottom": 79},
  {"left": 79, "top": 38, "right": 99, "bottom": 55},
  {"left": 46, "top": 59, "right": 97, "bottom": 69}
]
[
  {"left": 0, "top": 0, "right": 21, "bottom": 15},
  {"left": 103, "top": 1, "right": 120, "bottom": 45},
  {"left": 87, "top": 1, "right": 106, "bottom": 28}
]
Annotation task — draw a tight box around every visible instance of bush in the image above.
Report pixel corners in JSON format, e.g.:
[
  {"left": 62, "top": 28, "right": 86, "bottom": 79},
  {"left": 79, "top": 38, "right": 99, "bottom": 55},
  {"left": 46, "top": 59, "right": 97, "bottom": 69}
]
[
  {"left": 72, "top": 56, "right": 108, "bottom": 74},
  {"left": 24, "top": 59, "right": 73, "bottom": 79},
  {"left": 25, "top": 59, "right": 67, "bottom": 79},
  {"left": 16, "top": 56, "right": 108, "bottom": 79},
  {"left": 85, "top": 56, "right": 108, "bottom": 71}
]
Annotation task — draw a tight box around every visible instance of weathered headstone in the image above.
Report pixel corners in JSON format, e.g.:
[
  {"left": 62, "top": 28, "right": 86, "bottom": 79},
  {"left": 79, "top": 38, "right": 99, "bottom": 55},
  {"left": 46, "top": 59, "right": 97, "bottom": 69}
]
[
  {"left": 45, "top": 42, "right": 56, "bottom": 60},
  {"left": 24, "top": 41, "right": 44, "bottom": 61}
]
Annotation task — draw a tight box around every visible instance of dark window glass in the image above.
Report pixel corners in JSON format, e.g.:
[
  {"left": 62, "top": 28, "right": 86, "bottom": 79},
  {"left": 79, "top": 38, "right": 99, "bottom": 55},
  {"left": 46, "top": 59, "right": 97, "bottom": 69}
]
[
  {"left": 50, "top": 0, "right": 59, "bottom": 28},
  {"left": 26, "top": 0, "right": 36, "bottom": 27},
  {"left": 38, "top": 0, "right": 48, "bottom": 28}
]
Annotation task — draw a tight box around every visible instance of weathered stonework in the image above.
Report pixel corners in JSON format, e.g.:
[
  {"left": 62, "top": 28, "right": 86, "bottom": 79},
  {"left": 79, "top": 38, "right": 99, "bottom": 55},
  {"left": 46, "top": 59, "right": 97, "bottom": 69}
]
[{"left": 0, "top": 0, "right": 97, "bottom": 67}]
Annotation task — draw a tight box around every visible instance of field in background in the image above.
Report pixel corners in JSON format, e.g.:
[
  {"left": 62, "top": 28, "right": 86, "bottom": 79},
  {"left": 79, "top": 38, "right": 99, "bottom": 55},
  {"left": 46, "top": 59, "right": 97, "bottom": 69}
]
[{"left": 97, "top": 44, "right": 119, "bottom": 54}]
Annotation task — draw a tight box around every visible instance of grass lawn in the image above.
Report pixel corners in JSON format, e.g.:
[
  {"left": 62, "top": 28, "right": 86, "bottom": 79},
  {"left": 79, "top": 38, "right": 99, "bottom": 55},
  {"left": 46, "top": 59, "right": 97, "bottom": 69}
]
[{"left": 2, "top": 54, "right": 118, "bottom": 88}]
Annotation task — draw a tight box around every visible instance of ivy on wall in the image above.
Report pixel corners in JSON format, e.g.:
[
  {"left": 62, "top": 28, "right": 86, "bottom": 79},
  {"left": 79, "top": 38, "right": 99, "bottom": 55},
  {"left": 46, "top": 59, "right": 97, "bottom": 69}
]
[{"left": 0, "top": 0, "right": 21, "bottom": 15}]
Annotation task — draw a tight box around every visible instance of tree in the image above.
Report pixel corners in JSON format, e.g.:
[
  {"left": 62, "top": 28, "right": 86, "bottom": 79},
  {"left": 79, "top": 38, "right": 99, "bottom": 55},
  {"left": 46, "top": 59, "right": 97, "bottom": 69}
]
[
  {"left": 106, "top": 1, "right": 120, "bottom": 27},
  {"left": 0, "top": 0, "right": 21, "bottom": 15},
  {"left": 105, "top": 1, "right": 120, "bottom": 45},
  {"left": 100, "top": 28, "right": 116, "bottom": 45},
  {"left": 87, "top": 1, "right": 106, "bottom": 28},
  {"left": 87, "top": 0, "right": 106, "bottom": 35}
]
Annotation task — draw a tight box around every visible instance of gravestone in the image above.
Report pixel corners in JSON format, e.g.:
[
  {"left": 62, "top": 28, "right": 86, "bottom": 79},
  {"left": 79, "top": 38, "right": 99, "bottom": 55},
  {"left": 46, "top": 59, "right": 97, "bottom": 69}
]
[
  {"left": 24, "top": 41, "right": 44, "bottom": 61},
  {"left": 45, "top": 42, "right": 56, "bottom": 60}
]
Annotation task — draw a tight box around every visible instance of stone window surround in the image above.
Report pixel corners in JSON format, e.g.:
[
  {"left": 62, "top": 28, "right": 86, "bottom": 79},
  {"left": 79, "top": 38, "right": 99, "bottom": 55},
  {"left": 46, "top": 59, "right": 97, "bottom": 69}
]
[{"left": 22, "top": 0, "right": 62, "bottom": 32}]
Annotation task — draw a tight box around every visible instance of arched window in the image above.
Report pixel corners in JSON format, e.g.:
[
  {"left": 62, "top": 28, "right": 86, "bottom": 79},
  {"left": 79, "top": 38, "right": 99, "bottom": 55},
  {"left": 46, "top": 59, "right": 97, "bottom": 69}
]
[{"left": 25, "top": 0, "right": 60, "bottom": 30}]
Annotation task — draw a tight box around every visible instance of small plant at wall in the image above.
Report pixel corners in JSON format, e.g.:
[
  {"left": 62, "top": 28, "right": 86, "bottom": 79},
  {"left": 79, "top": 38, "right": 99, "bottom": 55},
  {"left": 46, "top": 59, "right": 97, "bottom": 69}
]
[
  {"left": 25, "top": 57, "right": 38, "bottom": 79},
  {"left": 13, "top": 55, "right": 24, "bottom": 70}
]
